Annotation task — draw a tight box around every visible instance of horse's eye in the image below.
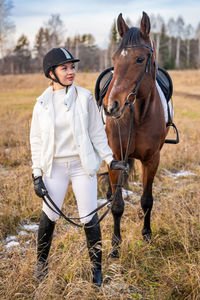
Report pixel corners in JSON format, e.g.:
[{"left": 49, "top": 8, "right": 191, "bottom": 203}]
[{"left": 136, "top": 57, "right": 145, "bottom": 64}]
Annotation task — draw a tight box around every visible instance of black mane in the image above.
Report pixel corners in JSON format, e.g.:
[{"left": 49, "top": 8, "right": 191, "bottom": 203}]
[{"left": 118, "top": 27, "right": 141, "bottom": 52}]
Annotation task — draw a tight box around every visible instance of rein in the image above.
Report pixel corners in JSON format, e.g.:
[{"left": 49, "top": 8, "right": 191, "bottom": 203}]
[
  {"left": 42, "top": 192, "right": 111, "bottom": 228},
  {"left": 115, "top": 102, "right": 134, "bottom": 166},
  {"left": 41, "top": 102, "right": 135, "bottom": 229}
]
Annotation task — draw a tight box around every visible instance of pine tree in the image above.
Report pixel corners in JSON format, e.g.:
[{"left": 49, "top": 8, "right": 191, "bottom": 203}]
[
  {"left": 14, "top": 34, "right": 31, "bottom": 73},
  {"left": 159, "top": 24, "right": 170, "bottom": 69},
  {"left": 34, "top": 27, "right": 49, "bottom": 70},
  {"left": 107, "top": 19, "right": 120, "bottom": 67}
]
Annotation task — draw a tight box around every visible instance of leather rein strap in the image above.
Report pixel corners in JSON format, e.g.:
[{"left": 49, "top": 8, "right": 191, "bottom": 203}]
[
  {"left": 41, "top": 103, "right": 134, "bottom": 229},
  {"left": 42, "top": 192, "right": 111, "bottom": 228}
]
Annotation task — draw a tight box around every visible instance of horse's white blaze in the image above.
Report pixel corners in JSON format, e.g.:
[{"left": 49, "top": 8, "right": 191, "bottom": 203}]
[
  {"left": 107, "top": 79, "right": 118, "bottom": 112},
  {"left": 121, "top": 49, "right": 128, "bottom": 57}
]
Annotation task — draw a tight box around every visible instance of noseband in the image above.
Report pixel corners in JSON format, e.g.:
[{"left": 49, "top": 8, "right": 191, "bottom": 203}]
[{"left": 106, "top": 43, "right": 154, "bottom": 120}]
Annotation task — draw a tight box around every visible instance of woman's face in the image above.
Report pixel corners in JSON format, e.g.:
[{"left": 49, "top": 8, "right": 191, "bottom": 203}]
[{"left": 50, "top": 62, "right": 76, "bottom": 88}]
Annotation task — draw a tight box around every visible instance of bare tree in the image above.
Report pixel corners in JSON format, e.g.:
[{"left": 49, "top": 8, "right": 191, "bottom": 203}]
[
  {"left": 65, "top": 34, "right": 100, "bottom": 71},
  {"left": 167, "top": 17, "right": 176, "bottom": 60},
  {"left": 125, "top": 17, "right": 133, "bottom": 28},
  {"left": 175, "top": 16, "right": 185, "bottom": 69},
  {"left": 107, "top": 19, "right": 119, "bottom": 66},
  {"left": 196, "top": 23, "right": 200, "bottom": 68},
  {"left": 183, "top": 24, "right": 194, "bottom": 67},
  {"left": 0, "top": 0, "right": 15, "bottom": 57},
  {"left": 150, "top": 14, "right": 164, "bottom": 63},
  {"left": 45, "top": 14, "right": 65, "bottom": 49}
]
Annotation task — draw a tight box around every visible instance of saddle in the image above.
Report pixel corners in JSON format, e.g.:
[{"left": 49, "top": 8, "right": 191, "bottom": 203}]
[
  {"left": 95, "top": 66, "right": 173, "bottom": 107},
  {"left": 95, "top": 66, "right": 179, "bottom": 144},
  {"left": 156, "top": 67, "right": 173, "bottom": 103}
]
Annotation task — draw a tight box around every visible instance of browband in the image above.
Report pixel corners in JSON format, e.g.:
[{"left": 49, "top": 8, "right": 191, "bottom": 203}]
[{"left": 124, "top": 43, "right": 154, "bottom": 52}]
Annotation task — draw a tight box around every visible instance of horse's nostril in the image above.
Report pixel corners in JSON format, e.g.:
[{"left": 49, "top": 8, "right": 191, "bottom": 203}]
[
  {"left": 105, "top": 100, "right": 119, "bottom": 115},
  {"left": 111, "top": 101, "right": 119, "bottom": 112},
  {"left": 114, "top": 101, "right": 118, "bottom": 109}
]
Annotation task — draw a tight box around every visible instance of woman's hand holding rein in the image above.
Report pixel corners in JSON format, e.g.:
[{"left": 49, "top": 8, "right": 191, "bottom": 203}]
[{"left": 32, "top": 175, "right": 48, "bottom": 198}]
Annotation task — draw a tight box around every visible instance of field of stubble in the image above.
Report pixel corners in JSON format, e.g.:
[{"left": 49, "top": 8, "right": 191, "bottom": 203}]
[{"left": 0, "top": 70, "right": 200, "bottom": 299}]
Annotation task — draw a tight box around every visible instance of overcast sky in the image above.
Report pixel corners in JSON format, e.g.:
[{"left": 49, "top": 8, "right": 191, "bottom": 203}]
[{"left": 12, "top": 0, "right": 200, "bottom": 48}]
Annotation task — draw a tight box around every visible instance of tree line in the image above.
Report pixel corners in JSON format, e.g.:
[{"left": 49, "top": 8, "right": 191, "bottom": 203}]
[{"left": 0, "top": 0, "right": 200, "bottom": 74}]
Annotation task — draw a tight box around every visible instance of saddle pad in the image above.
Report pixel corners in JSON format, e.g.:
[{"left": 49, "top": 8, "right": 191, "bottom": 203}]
[
  {"left": 156, "top": 67, "right": 173, "bottom": 102},
  {"left": 156, "top": 81, "right": 173, "bottom": 123}
]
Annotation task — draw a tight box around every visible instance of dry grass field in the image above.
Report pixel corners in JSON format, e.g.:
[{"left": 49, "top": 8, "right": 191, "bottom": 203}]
[{"left": 0, "top": 70, "right": 200, "bottom": 299}]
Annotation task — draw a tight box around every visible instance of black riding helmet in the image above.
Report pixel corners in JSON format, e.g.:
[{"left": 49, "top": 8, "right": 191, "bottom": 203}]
[{"left": 43, "top": 47, "right": 80, "bottom": 87}]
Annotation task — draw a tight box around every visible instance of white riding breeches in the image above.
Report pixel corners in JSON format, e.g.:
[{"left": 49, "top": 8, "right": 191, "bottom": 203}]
[{"left": 43, "top": 159, "right": 97, "bottom": 223}]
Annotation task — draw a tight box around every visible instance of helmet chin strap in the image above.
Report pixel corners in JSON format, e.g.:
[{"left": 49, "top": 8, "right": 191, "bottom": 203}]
[{"left": 50, "top": 68, "right": 71, "bottom": 93}]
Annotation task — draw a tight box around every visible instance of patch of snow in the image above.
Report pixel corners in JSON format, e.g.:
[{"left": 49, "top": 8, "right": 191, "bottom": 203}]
[
  {"left": 6, "top": 241, "right": 19, "bottom": 248},
  {"left": 166, "top": 170, "right": 195, "bottom": 179},
  {"left": 63, "top": 224, "right": 79, "bottom": 231},
  {"left": 5, "top": 235, "right": 17, "bottom": 242},
  {"left": 97, "top": 198, "right": 108, "bottom": 207},
  {"left": 129, "top": 182, "right": 139, "bottom": 186},
  {"left": 18, "top": 231, "right": 27, "bottom": 236},
  {"left": 22, "top": 224, "right": 38, "bottom": 231},
  {"left": 122, "top": 188, "right": 134, "bottom": 198}
]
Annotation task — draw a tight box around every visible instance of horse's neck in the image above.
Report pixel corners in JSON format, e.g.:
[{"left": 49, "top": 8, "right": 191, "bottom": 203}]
[{"left": 134, "top": 84, "right": 157, "bottom": 123}]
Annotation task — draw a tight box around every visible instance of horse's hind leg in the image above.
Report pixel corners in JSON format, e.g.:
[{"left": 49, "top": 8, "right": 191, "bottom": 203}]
[
  {"left": 141, "top": 153, "right": 160, "bottom": 242},
  {"left": 108, "top": 170, "right": 124, "bottom": 258}
]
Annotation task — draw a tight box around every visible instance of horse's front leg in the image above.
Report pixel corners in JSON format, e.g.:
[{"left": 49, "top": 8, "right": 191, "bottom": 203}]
[
  {"left": 108, "top": 169, "right": 124, "bottom": 258},
  {"left": 141, "top": 153, "right": 160, "bottom": 242}
]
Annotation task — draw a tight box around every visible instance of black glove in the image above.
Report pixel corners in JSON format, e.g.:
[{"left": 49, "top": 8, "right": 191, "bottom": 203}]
[
  {"left": 110, "top": 159, "right": 129, "bottom": 173},
  {"left": 32, "top": 175, "right": 48, "bottom": 198}
]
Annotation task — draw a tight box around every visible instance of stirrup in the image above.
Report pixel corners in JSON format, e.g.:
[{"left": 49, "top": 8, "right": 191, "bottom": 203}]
[{"left": 165, "top": 122, "right": 179, "bottom": 144}]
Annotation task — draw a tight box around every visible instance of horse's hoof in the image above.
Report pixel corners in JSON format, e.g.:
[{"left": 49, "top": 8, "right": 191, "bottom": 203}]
[
  {"left": 108, "top": 249, "right": 119, "bottom": 259},
  {"left": 142, "top": 229, "right": 152, "bottom": 243}
]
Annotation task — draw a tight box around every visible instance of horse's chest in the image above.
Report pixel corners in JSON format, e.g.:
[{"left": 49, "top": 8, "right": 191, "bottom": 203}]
[{"left": 131, "top": 124, "right": 157, "bottom": 155}]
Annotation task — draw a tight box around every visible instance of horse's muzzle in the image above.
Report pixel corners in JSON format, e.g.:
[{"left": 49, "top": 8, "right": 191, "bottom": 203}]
[{"left": 103, "top": 101, "right": 119, "bottom": 117}]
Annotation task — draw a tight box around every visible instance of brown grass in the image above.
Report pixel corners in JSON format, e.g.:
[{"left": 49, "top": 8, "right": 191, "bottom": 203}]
[{"left": 0, "top": 70, "right": 200, "bottom": 299}]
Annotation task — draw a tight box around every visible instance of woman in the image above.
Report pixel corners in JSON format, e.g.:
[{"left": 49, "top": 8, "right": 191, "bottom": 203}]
[{"left": 30, "top": 47, "right": 127, "bottom": 287}]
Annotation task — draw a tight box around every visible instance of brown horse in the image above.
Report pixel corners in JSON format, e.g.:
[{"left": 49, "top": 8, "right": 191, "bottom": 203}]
[{"left": 103, "top": 12, "right": 169, "bottom": 258}]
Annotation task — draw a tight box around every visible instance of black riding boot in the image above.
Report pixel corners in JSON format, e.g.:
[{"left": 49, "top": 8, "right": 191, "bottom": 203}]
[
  {"left": 36, "top": 211, "right": 55, "bottom": 280},
  {"left": 84, "top": 213, "right": 102, "bottom": 287}
]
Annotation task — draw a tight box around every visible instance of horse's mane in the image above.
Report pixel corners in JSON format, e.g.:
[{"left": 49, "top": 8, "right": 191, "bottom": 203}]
[{"left": 117, "top": 27, "right": 141, "bottom": 53}]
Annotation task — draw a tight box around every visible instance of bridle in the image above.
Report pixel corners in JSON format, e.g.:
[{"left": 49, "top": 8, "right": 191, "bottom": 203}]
[
  {"left": 101, "top": 42, "right": 155, "bottom": 196},
  {"left": 103, "top": 43, "right": 154, "bottom": 120}
]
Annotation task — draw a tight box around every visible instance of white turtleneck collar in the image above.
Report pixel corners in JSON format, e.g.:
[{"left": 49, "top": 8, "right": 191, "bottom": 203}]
[{"left": 37, "top": 84, "right": 76, "bottom": 111}]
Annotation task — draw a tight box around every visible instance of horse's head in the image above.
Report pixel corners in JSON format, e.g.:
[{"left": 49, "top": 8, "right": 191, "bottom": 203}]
[{"left": 103, "top": 12, "right": 156, "bottom": 119}]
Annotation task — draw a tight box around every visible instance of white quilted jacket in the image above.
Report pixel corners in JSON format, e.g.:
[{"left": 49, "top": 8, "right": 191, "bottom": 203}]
[{"left": 30, "top": 84, "right": 113, "bottom": 177}]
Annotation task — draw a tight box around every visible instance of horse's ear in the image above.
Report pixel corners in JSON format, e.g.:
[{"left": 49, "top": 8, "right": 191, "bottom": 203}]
[
  {"left": 117, "top": 13, "right": 129, "bottom": 37},
  {"left": 140, "top": 11, "right": 151, "bottom": 39}
]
